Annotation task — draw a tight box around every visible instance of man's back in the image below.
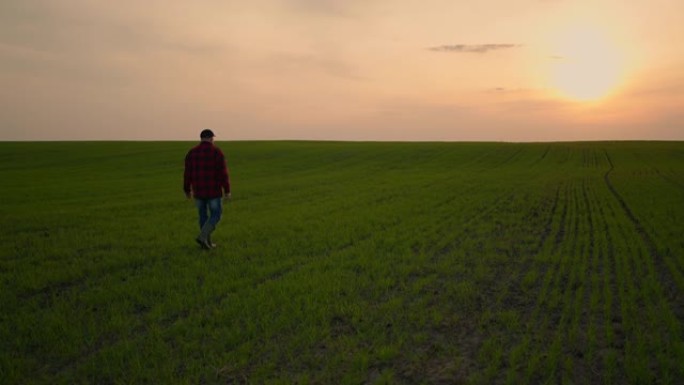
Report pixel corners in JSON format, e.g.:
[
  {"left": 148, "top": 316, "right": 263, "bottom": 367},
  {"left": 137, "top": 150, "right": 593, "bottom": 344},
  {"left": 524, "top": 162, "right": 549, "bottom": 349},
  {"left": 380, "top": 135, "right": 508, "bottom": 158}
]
[{"left": 184, "top": 141, "right": 230, "bottom": 199}]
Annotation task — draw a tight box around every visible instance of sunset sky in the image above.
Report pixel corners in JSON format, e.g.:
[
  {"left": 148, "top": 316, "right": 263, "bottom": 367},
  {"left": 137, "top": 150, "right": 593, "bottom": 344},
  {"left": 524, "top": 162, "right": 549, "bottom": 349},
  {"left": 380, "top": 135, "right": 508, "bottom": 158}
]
[{"left": 1, "top": 0, "right": 682, "bottom": 141}]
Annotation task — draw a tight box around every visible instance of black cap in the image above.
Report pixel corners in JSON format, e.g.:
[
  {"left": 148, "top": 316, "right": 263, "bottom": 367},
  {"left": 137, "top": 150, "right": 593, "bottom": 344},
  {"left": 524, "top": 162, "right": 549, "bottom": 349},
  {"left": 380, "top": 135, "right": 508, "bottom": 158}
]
[{"left": 200, "top": 129, "right": 215, "bottom": 139}]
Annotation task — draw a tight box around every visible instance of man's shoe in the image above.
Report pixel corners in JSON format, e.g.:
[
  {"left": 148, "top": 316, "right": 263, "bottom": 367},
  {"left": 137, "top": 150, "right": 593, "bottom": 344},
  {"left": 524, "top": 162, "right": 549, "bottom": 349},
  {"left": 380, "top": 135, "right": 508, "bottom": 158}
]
[
  {"left": 196, "top": 223, "right": 216, "bottom": 250},
  {"left": 195, "top": 237, "right": 211, "bottom": 249},
  {"left": 207, "top": 235, "right": 217, "bottom": 249}
]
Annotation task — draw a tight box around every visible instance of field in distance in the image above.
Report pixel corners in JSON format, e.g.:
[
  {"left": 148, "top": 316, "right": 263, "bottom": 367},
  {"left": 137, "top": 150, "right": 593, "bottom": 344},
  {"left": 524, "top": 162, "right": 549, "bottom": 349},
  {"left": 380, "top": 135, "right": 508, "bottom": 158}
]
[{"left": 1, "top": 141, "right": 683, "bottom": 384}]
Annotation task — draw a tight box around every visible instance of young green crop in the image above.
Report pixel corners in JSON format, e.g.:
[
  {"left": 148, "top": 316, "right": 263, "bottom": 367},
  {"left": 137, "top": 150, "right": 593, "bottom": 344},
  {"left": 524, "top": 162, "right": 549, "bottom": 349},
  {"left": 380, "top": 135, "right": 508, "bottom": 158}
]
[{"left": 0, "top": 141, "right": 682, "bottom": 384}]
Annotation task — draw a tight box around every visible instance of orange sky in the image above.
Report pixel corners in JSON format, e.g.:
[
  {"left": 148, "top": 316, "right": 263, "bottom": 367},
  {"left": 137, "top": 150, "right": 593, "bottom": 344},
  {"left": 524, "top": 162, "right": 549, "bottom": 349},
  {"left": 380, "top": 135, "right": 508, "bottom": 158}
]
[{"left": 1, "top": 0, "right": 682, "bottom": 141}]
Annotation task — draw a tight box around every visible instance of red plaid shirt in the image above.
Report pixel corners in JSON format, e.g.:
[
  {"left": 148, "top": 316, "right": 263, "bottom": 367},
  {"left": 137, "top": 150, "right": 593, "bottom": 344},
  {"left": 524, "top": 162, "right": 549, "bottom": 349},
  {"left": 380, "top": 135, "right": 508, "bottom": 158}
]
[{"left": 184, "top": 141, "right": 230, "bottom": 199}]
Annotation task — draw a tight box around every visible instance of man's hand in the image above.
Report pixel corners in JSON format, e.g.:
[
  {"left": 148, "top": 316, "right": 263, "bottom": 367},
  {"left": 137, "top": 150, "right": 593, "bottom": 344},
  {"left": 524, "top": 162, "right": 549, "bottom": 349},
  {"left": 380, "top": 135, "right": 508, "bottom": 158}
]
[
  {"left": 185, "top": 192, "right": 192, "bottom": 200},
  {"left": 224, "top": 192, "right": 232, "bottom": 202}
]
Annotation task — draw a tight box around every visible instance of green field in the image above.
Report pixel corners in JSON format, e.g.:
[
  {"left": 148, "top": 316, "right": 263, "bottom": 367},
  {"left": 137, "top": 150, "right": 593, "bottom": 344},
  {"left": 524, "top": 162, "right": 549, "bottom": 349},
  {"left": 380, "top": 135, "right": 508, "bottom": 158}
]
[{"left": 1, "top": 141, "right": 683, "bottom": 384}]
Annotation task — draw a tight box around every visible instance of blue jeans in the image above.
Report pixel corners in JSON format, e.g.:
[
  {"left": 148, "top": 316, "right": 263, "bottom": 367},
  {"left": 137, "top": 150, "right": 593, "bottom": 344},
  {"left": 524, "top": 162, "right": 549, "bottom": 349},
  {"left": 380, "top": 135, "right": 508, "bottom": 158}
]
[{"left": 195, "top": 197, "right": 222, "bottom": 230}]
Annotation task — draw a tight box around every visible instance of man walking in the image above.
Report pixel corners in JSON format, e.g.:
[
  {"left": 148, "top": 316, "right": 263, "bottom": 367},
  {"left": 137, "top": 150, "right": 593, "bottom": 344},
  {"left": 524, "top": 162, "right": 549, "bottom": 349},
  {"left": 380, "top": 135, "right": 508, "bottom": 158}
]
[{"left": 184, "top": 129, "right": 231, "bottom": 249}]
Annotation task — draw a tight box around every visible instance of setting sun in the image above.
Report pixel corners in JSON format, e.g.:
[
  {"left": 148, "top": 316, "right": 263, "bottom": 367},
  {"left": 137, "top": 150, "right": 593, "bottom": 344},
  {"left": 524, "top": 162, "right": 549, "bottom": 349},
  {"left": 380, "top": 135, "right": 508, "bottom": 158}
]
[{"left": 548, "top": 25, "right": 626, "bottom": 102}]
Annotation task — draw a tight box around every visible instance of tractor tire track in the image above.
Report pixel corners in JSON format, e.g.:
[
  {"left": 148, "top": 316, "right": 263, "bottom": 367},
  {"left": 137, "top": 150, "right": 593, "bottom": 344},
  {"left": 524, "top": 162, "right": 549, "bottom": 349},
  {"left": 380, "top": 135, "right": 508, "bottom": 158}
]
[
  {"left": 48, "top": 261, "right": 302, "bottom": 378},
  {"left": 17, "top": 253, "right": 163, "bottom": 303},
  {"left": 532, "top": 184, "right": 562, "bottom": 255},
  {"left": 584, "top": 178, "right": 614, "bottom": 379},
  {"left": 432, "top": 191, "right": 517, "bottom": 259},
  {"left": 593, "top": 183, "right": 625, "bottom": 380},
  {"left": 603, "top": 150, "right": 683, "bottom": 321}
]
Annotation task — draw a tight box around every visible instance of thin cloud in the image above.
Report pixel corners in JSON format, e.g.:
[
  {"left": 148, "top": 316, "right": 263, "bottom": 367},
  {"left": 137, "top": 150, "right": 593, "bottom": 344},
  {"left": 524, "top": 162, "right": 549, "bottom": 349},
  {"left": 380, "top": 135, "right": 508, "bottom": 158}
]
[
  {"left": 287, "top": 0, "right": 353, "bottom": 16},
  {"left": 483, "top": 87, "right": 540, "bottom": 97},
  {"left": 429, "top": 44, "right": 522, "bottom": 53}
]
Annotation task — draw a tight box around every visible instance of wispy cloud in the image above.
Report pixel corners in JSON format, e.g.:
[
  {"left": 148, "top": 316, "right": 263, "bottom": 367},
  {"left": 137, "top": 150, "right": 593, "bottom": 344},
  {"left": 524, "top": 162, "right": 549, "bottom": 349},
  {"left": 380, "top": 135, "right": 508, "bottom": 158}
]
[
  {"left": 429, "top": 44, "right": 522, "bottom": 53},
  {"left": 265, "top": 51, "right": 365, "bottom": 81}
]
